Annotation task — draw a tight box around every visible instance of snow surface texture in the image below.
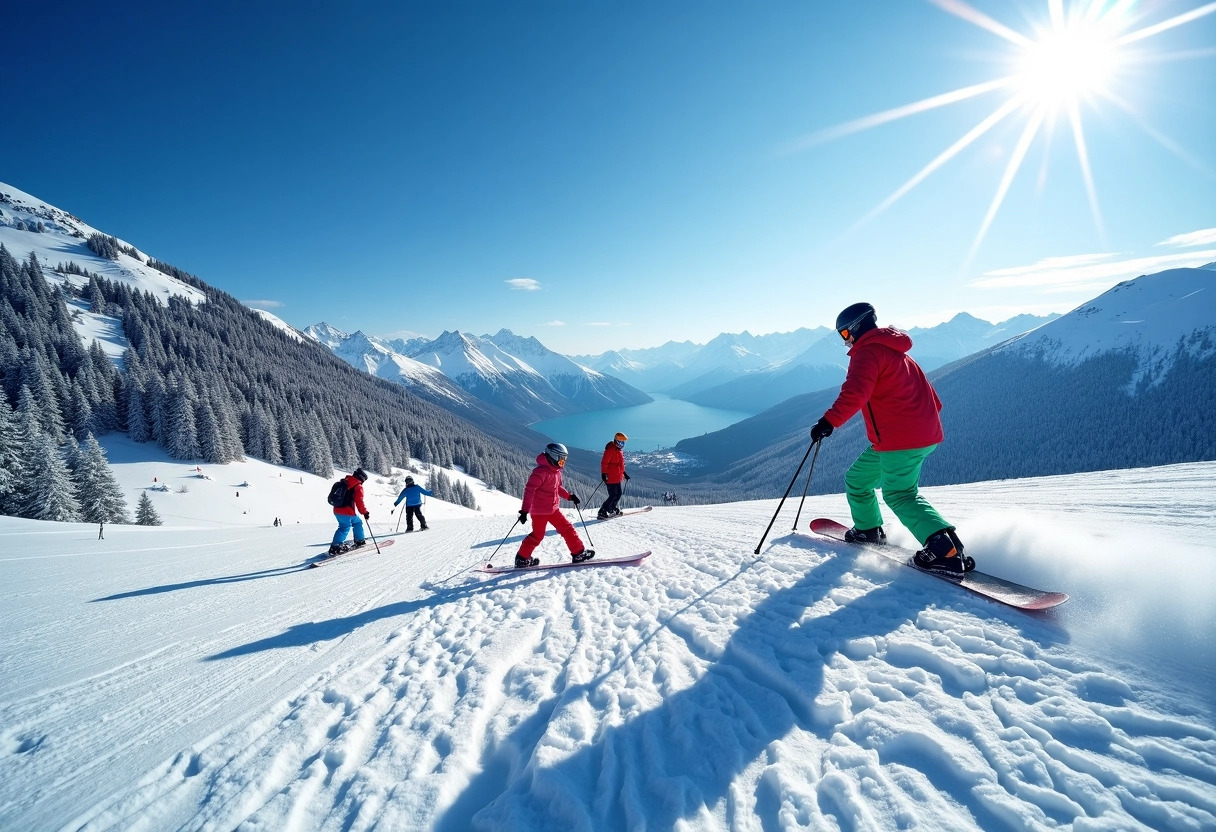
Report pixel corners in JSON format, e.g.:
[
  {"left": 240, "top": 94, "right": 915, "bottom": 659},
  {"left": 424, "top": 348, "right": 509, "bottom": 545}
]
[{"left": 2, "top": 455, "right": 1215, "bottom": 830}]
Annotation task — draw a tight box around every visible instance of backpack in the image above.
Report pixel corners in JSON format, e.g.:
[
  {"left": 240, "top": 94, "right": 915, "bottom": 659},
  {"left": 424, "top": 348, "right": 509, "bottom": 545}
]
[{"left": 327, "top": 478, "right": 351, "bottom": 508}]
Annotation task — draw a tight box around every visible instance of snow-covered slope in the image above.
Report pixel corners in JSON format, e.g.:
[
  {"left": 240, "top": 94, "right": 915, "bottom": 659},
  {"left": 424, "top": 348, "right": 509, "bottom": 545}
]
[
  {"left": 2, "top": 461, "right": 1214, "bottom": 830},
  {"left": 0, "top": 181, "right": 205, "bottom": 306}
]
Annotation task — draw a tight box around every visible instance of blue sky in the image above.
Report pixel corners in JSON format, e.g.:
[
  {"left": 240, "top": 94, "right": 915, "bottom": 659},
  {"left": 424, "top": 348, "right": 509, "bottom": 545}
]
[{"left": 3, "top": 1, "right": 1214, "bottom": 354}]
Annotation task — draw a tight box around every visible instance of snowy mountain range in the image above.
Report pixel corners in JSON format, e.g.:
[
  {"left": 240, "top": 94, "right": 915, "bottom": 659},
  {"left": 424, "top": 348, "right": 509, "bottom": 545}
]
[
  {"left": 575, "top": 314, "right": 1058, "bottom": 412},
  {"left": 668, "top": 264, "right": 1216, "bottom": 496},
  {"left": 305, "top": 324, "right": 652, "bottom": 423}
]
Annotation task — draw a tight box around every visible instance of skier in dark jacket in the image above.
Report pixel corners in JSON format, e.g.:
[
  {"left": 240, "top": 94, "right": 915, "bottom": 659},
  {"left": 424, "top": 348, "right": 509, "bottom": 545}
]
[
  {"left": 392, "top": 476, "right": 432, "bottom": 532},
  {"left": 515, "top": 443, "right": 594, "bottom": 568},
  {"left": 329, "top": 468, "right": 370, "bottom": 556},
  {"left": 597, "top": 431, "right": 630, "bottom": 519},
  {"left": 810, "top": 303, "right": 973, "bottom": 575}
]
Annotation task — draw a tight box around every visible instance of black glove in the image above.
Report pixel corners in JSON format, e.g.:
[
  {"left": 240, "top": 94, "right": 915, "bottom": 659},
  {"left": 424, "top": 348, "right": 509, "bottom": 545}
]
[
  {"left": 810, "top": 416, "right": 834, "bottom": 443},
  {"left": 391, "top": 508, "right": 396, "bottom": 515},
  {"left": 623, "top": 472, "right": 630, "bottom": 481},
  {"left": 601, "top": 472, "right": 608, "bottom": 481},
  {"left": 363, "top": 512, "right": 371, "bottom": 520},
  {"left": 518, "top": 510, "right": 528, "bottom": 524},
  {"left": 569, "top": 494, "right": 580, "bottom": 506}
]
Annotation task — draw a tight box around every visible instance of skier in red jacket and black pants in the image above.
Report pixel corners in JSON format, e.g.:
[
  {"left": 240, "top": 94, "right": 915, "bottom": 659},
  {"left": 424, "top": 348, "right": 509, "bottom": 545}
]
[
  {"left": 597, "top": 431, "right": 630, "bottom": 519},
  {"left": 810, "top": 303, "right": 974, "bottom": 575},
  {"left": 329, "top": 468, "right": 370, "bottom": 556}
]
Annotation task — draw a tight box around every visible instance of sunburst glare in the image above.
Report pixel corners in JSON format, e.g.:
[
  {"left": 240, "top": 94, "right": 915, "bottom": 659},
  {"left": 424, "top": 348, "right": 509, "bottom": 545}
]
[{"left": 807, "top": 0, "right": 1216, "bottom": 269}]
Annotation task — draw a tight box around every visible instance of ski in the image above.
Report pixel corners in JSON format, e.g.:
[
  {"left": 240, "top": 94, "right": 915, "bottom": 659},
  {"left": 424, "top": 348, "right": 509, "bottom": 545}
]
[
  {"left": 477, "top": 550, "right": 651, "bottom": 574},
  {"left": 594, "top": 506, "right": 653, "bottom": 521},
  {"left": 808, "top": 519, "right": 1067, "bottom": 610},
  {"left": 309, "top": 537, "right": 396, "bottom": 568}
]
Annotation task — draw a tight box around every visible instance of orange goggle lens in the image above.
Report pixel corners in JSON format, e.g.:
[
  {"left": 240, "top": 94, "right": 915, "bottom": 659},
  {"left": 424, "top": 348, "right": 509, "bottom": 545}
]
[
  {"left": 839, "top": 328, "right": 850, "bottom": 341},
  {"left": 557, "top": 457, "right": 566, "bottom": 467}
]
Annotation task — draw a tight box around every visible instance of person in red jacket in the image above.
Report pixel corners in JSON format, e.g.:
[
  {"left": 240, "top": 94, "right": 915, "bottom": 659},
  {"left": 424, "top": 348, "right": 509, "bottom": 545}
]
[
  {"left": 515, "top": 443, "right": 594, "bottom": 568},
  {"left": 328, "top": 467, "right": 371, "bottom": 556},
  {"left": 597, "top": 431, "right": 630, "bottom": 519},
  {"left": 810, "top": 303, "right": 974, "bottom": 575}
]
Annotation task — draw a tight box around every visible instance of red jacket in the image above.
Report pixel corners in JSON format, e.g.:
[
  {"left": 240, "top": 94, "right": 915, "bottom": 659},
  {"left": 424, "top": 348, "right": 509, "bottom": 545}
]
[
  {"left": 333, "top": 474, "right": 368, "bottom": 516},
  {"left": 823, "top": 327, "right": 943, "bottom": 452},
  {"left": 601, "top": 442, "right": 625, "bottom": 484},
  {"left": 521, "top": 453, "right": 571, "bottom": 515}
]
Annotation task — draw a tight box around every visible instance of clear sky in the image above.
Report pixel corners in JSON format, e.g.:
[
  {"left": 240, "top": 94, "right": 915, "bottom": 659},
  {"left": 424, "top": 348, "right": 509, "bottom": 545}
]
[{"left": 3, "top": 1, "right": 1214, "bottom": 354}]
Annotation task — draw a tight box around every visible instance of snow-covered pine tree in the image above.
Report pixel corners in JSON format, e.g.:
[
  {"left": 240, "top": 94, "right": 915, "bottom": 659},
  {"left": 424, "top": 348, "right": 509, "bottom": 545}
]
[
  {"left": 164, "top": 375, "right": 200, "bottom": 460},
  {"left": 135, "top": 491, "right": 162, "bottom": 526},
  {"left": 0, "top": 395, "right": 17, "bottom": 513},
  {"left": 15, "top": 432, "right": 80, "bottom": 522},
  {"left": 72, "top": 434, "right": 130, "bottom": 524}
]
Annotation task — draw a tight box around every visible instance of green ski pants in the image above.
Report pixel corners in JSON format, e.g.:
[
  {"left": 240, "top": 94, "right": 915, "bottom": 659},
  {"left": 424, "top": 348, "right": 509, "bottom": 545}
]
[{"left": 844, "top": 444, "right": 950, "bottom": 545}]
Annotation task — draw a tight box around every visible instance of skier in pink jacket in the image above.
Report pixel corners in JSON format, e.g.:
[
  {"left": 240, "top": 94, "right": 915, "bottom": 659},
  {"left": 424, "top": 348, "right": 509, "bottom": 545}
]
[{"left": 515, "top": 443, "right": 594, "bottom": 568}]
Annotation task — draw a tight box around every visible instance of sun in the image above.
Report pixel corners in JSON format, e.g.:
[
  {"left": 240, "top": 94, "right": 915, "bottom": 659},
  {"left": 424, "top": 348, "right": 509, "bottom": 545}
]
[
  {"left": 1015, "top": 22, "right": 1121, "bottom": 109},
  {"left": 796, "top": 0, "right": 1216, "bottom": 267}
]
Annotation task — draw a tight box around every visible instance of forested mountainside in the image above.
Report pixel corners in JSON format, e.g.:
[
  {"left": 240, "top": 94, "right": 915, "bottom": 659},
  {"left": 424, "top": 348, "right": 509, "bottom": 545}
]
[{"left": 0, "top": 245, "right": 596, "bottom": 505}]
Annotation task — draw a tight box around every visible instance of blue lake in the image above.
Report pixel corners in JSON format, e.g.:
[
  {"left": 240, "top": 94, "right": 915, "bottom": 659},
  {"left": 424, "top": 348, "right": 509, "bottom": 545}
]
[{"left": 530, "top": 394, "right": 756, "bottom": 453}]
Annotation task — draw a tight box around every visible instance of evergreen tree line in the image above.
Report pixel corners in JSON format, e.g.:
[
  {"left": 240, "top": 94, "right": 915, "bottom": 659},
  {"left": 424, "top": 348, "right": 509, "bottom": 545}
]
[
  {"left": 428, "top": 470, "right": 478, "bottom": 510},
  {"left": 0, "top": 244, "right": 552, "bottom": 524}
]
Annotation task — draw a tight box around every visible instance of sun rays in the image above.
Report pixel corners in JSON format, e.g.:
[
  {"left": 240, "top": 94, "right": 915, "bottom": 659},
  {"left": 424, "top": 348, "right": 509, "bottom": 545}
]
[{"left": 805, "top": 0, "right": 1216, "bottom": 269}]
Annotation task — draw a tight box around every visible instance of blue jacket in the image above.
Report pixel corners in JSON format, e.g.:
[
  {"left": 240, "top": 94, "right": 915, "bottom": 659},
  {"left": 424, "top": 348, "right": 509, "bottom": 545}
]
[{"left": 394, "top": 484, "right": 433, "bottom": 507}]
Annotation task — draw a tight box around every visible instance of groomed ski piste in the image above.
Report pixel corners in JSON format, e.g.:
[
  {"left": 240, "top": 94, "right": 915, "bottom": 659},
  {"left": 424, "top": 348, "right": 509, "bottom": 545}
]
[{"left": 2, "top": 445, "right": 1215, "bottom": 830}]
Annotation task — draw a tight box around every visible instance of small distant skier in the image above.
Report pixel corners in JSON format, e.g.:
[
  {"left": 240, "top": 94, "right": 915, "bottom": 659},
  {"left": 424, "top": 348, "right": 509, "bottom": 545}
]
[
  {"left": 597, "top": 431, "right": 630, "bottom": 519},
  {"left": 329, "top": 468, "right": 370, "bottom": 556},
  {"left": 98, "top": 521, "right": 104, "bottom": 540},
  {"left": 810, "top": 302, "right": 974, "bottom": 575},
  {"left": 392, "top": 476, "right": 432, "bottom": 532},
  {"left": 515, "top": 442, "right": 594, "bottom": 568}
]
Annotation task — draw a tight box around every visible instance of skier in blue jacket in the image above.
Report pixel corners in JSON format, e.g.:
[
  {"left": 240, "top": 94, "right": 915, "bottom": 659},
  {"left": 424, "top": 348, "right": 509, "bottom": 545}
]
[{"left": 392, "top": 476, "right": 432, "bottom": 532}]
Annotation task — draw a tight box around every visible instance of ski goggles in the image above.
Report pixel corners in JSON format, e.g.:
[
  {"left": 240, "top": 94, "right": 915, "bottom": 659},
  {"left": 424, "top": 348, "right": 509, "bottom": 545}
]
[{"left": 614, "top": 439, "right": 625, "bottom": 449}]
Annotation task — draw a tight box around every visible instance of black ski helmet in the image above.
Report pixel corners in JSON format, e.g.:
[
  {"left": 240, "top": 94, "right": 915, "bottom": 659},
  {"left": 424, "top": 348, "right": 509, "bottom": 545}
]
[
  {"left": 835, "top": 302, "right": 877, "bottom": 342},
  {"left": 353, "top": 467, "right": 368, "bottom": 482},
  {"left": 405, "top": 476, "right": 414, "bottom": 486},
  {"left": 544, "top": 442, "right": 569, "bottom": 467}
]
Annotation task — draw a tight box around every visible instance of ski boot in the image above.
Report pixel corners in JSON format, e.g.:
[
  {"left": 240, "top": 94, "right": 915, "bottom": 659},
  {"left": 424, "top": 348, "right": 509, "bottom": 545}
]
[
  {"left": 913, "top": 528, "right": 974, "bottom": 576},
  {"left": 327, "top": 544, "right": 345, "bottom": 557},
  {"left": 515, "top": 554, "right": 540, "bottom": 568},
  {"left": 597, "top": 511, "right": 610, "bottom": 520},
  {"left": 844, "top": 526, "right": 887, "bottom": 544},
  {"left": 350, "top": 539, "right": 367, "bottom": 550},
  {"left": 571, "top": 549, "right": 596, "bottom": 564}
]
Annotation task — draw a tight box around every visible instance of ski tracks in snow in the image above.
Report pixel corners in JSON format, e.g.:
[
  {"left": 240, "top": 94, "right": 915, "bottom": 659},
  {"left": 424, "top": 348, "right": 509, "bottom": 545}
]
[{"left": 6, "top": 498, "right": 1216, "bottom": 831}]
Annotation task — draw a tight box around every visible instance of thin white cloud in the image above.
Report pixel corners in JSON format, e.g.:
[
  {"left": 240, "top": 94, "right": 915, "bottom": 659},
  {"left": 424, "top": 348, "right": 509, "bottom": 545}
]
[
  {"left": 506, "top": 278, "right": 541, "bottom": 291},
  {"left": 244, "top": 299, "right": 284, "bottom": 309},
  {"left": 540, "top": 320, "right": 566, "bottom": 327},
  {"left": 971, "top": 249, "right": 1216, "bottom": 290},
  {"left": 1156, "top": 228, "right": 1216, "bottom": 248}
]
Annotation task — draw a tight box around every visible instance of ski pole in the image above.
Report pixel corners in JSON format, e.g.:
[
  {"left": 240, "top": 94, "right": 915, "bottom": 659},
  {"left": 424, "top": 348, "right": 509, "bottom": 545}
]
[
  {"left": 792, "top": 441, "right": 822, "bottom": 531},
  {"left": 573, "top": 499, "right": 595, "bottom": 548},
  {"left": 394, "top": 504, "right": 403, "bottom": 533},
  {"left": 486, "top": 517, "right": 521, "bottom": 566},
  {"left": 365, "top": 516, "right": 382, "bottom": 553},
  {"left": 753, "top": 440, "right": 817, "bottom": 555}
]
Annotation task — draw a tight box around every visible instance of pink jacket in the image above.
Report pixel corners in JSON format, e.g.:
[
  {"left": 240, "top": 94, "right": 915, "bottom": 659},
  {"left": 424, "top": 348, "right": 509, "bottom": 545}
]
[
  {"left": 521, "top": 453, "right": 571, "bottom": 515},
  {"left": 823, "top": 327, "right": 944, "bottom": 452}
]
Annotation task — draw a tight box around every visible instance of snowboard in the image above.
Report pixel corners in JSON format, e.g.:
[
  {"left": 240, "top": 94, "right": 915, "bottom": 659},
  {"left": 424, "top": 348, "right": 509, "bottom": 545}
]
[
  {"left": 808, "top": 519, "right": 1068, "bottom": 610},
  {"left": 595, "top": 506, "right": 653, "bottom": 521},
  {"left": 477, "top": 550, "right": 651, "bottom": 574},
  {"left": 309, "top": 537, "right": 395, "bottom": 568}
]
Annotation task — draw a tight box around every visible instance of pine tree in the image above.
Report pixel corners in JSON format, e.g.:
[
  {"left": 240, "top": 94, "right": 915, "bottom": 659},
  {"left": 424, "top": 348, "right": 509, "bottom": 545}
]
[
  {"left": 73, "top": 434, "right": 131, "bottom": 524},
  {"left": 16, "top": 433, "right": 80, "bottom": 521},
  {"left": 135, "top": 491, "right": 162, "bottom": 526},
  {"left": 0, "top": 395, "right": 17, "bottom": 513}
]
